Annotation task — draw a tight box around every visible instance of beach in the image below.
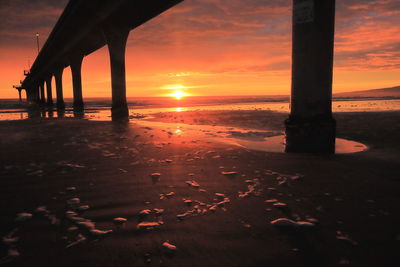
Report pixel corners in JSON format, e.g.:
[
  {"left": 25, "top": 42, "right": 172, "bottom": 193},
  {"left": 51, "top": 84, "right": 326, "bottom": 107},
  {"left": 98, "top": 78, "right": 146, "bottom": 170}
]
[{"left": 0, "top": 106, "right": 399, "bottom": 267}]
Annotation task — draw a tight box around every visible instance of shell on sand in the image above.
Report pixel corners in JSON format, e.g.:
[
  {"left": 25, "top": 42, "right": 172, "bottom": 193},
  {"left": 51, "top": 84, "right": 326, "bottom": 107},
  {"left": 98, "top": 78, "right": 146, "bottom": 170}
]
[
  {"left": 185, "top": 180, "right": 200, "bottom": 188},
  {"left": 271, "top": 218, "right": 315, "bottom": 228},
  {"left": 270, "top": 218, "right": 298, "bottom": 227},
  {"left": 90, "top": 229, "right": 113, "bottom": 236},
  {"left": 139, "top": 209, "right": 152, "bottom": 215},
  {"left": 76, "top": 221, "right": 96, "bottom": 230},
  {"left": 221, "top": 171, "right": 238, "bottom": 177},
  {"left": 273, "top": 202, "right": 288, "bottom": 208},
  {"left": 162, "top": 241, "right": 177, "bottom": 251},
  {"left": 137, "top": 221, "right": 163, "bottom": 230},
  {"left": 153, "top": 209, "right": 164, "bottom": 215}
]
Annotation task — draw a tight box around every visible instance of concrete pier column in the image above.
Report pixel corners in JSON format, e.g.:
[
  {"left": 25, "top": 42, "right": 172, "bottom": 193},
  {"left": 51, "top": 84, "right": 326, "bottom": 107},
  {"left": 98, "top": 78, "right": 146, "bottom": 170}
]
[
  {"left": 285, "top": 0, "right": 336, "bottom": 153},
  {"left": 54, "top": 68, "right": 65, "bottom": 109},
  {"left": 18, "top": 89, "right": 22, "bottom": 102},
  {"left": 45, "top": 76, "right": 54, "bottom": 106},
  {"left": 33, "top": 85, "right": 39, "bottom": 103},
  {"left": 70, "top": 54, "right": 84, "bottom": 110},
  {"left": 29, "top": 88, "right": 36, "bottom": 103},
  {"left": 104, "top": 27, "right": 130, "bottom": 121},
  {"left": 26, "top": 89, "right": 32, "bottom": 102},
  {"left": 39, "top": 81, "right": 45, "bottom": 105}
]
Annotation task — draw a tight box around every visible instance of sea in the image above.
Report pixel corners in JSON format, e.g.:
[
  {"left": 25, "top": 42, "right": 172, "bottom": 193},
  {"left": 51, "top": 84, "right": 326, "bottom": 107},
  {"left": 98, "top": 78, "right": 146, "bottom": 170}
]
[{"left": 0, "top": 95, "right": 400, "bottom": 121}]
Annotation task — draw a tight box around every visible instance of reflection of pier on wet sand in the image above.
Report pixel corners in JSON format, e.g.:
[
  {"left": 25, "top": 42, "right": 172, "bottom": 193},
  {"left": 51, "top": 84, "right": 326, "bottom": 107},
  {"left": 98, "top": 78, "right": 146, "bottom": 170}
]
[{"left": 1, "top": 109, "right": 399, "bottom": 266}]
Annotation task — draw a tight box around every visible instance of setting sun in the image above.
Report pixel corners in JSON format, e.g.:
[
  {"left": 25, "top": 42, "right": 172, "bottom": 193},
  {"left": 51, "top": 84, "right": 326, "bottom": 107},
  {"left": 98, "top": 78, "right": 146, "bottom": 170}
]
[
  {"left": 169, "top": 90, "right": 188, "bottom": 100},
  {"left": 162, "top": 84, "right": 190, "bottom": 99}
]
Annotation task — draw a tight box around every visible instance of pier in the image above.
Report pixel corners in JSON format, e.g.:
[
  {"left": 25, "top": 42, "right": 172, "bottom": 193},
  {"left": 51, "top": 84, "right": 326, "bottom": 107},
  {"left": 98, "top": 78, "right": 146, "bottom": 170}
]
[
  {"left": 18, "top": 0, "right": 183, "bottom": 120},
  {"left": 16, "top": 0, "right": 336, "bottom": 153}
]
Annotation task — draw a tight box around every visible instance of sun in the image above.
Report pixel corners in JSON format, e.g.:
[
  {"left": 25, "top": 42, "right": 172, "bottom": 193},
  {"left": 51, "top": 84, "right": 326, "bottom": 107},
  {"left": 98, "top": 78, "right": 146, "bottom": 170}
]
[
  {"left": 169, "top": 90, "right": 188, "bottom": 100},
  {"left": 163, "top": 84, "right": 190, "bottom": 100}
]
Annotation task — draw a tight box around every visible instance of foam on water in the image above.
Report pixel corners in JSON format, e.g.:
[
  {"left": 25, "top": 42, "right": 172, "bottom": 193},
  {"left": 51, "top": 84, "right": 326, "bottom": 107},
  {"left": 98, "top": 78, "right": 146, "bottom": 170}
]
[{"left": 1, "top": 98, "right": 400, "bottom": 121}]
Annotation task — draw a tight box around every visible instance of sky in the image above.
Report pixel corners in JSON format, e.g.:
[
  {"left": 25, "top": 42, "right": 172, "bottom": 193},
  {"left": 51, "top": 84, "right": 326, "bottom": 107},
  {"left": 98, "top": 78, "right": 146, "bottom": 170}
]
[{"left": 0, "top": 0, "right": 399, "bottom": 99}]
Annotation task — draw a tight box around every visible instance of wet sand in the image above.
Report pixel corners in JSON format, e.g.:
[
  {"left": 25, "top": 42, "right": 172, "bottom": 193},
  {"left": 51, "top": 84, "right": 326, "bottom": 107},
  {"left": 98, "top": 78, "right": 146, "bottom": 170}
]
[{"left": 0, "top": 110, "right": 399, "bottom": 267}]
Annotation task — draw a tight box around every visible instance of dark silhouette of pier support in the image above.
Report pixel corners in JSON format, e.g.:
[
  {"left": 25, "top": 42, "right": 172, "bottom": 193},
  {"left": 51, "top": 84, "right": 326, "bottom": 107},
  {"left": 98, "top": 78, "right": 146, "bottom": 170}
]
[
  {"left": 39, "top": 81, "right": 45, "bottom": 105},
  {"left": 45, "top": 76, "right": 54, "bottom": 106},
  {"left": 13, "top": 85, "right": 24, "bottom": 102},
  {"left": 16, "top": 0, "right": 184, "bottom": 118},
  {"left": 17, "top": 89, "right": 23, "bottom": 102},
  {"left": 26, "top": 88, "right": 33, "bottom": 103},
  {"left": 104, "top": 26, "right": 130, "bottom": 121},
  {"left": 29, "top": 86, "right": 39, "bottom": 104},
  {"left": 70, "top": 54, "right": 84, "bottom": 111},
  {"left": 285, "top": 0, "right": 336, "bottom": 154},
  {"left": 54, "top": 68, "right": 65, "bottom": 109},
  {"left": 33, "top": 86, "right": 37, "bottom": 103}
]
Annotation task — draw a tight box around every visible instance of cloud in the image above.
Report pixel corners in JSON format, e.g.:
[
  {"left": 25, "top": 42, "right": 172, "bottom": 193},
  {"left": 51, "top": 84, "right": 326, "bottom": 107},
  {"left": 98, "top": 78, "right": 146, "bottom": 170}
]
[
  {"left": 0, "top": 0, "right": 399, "bottom": 98},
  {"left": 0, "top": 0, "right": 67, "bottom": 45}
]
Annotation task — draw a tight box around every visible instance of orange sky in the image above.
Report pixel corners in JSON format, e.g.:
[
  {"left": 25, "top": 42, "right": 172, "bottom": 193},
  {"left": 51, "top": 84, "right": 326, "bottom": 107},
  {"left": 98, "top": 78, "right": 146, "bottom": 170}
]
[{"left": 0, "top": 0, "right": 399, "bottom": 99}]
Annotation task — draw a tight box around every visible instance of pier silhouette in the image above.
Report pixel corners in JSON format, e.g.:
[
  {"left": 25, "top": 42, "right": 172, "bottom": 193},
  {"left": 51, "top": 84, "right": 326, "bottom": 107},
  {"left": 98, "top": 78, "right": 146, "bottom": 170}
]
[{"left": 15, "top": 0, "right": 336, "bottom": 153}]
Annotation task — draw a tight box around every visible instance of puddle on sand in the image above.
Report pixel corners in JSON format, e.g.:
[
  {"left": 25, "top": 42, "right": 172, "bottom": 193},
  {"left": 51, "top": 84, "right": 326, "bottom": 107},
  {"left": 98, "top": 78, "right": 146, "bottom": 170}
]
[
  {"left": 0, "top": 108, "right": 368, "bottom": 154},
  {"left": 134, "top": 120, "right": 368, "bottom": 154},
  {"left": 219, "top": 135, "right": 368, "bottom": 154}
]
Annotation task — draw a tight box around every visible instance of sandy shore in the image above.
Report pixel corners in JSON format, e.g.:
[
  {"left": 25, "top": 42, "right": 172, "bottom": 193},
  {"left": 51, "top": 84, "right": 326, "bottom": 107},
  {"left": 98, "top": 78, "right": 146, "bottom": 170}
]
[{"left": 0, "top": 110, "right": 399, "bottom": 267}]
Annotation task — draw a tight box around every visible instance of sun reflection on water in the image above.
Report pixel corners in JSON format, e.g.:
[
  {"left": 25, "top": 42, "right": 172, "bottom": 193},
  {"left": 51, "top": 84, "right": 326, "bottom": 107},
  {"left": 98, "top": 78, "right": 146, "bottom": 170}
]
[{"left": 175, "top": 127, "right": 183, "bottom": 135}]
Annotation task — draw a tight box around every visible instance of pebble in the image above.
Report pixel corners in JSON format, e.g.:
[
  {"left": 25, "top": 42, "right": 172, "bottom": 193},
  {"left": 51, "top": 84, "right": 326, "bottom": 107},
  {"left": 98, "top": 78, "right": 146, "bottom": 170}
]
[
  {"left": 70, "top": 216, "right": 90, "bottom": 223},
  {"left": 215, "top": 193, "right": 226, "bottom": 199},
  {"left": 67, "top": 226, "right": 79, "bottom": 232},
  {"left": 270, "top": 218, "right": 298, "bottom": 227},
  {"left": 76, "top": 205, "right": 90, "bottom": 211},
  {"left": 176, "top": 211, "right": 192, "bottom": 220},
  {"left": 221, "top": 171, "right": 238, "bottom": 177},
  {"left": 153, "top": 209, "right": 164, "bottom": 215},
  {"left": 162, "top": 241, "right": 177, "bottom": 252},
  {"left": 296, "top": 221, "right": 315, "bottom": 228},
  {"left": 66, "top": 210, "right": 78, "bottom": 219},
  {"left": 46, "top": 214, "right": 60, "bottom": 225},
  {"left": 209, "top": 205, "right": 217, "bottom": 212},
  {"left": 150, "top": 173, "right": 161, "bottom": 178},
  {"left": 185, "top": 180, "right": 200, "bottom": 188},
  {"left": 66, "top": 234, "right": 86, "bottom": 248},
  {"left": 139, "top": 209, "right": 152, "bottom": 216},
  {"left": 7, "top": 248, "right": 20, "bottom": 257},
  {"left": 215, "top": 198, "right": 230, "bottom": 207},
  {"left": 67, "top": 198, "right": 81, "bottom": 205},
  {"left": 137, "top": 221, "right": 163, "bottom": 230},
  {"left": 2, "top": 236, "right": 18, "bottom": 245},
  {"left": 273, "top": 202, "right": 288, "bottom": 208},
  {"left": 34, "top": 206, "right": 48, "bottom": 214},
  {"left": 336, "top": 231, "right": 358, "bottom": 245},
  {"left": 15, "top": 213, "right": 32, "bottom": 222},
  {"left": 90, "top": 229, "right": 113, "bottom": 236},
  {"left": 165, "top": 192, "right": 175, "bottom": 198},
  {"left": 76, "top": 221, "right": 96, "bottom": 230},
  {"left": 270, "top": 218, "right": 315, "bottom": 228},
  {"left": 183, "top": 199, "right": 193, "bottom": 206},
  {"left": 113, "top": 217, "right": 128, "bottom": 225},
  {"left": 66, "top": 186, "right": 76, "bottom": 192}
]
